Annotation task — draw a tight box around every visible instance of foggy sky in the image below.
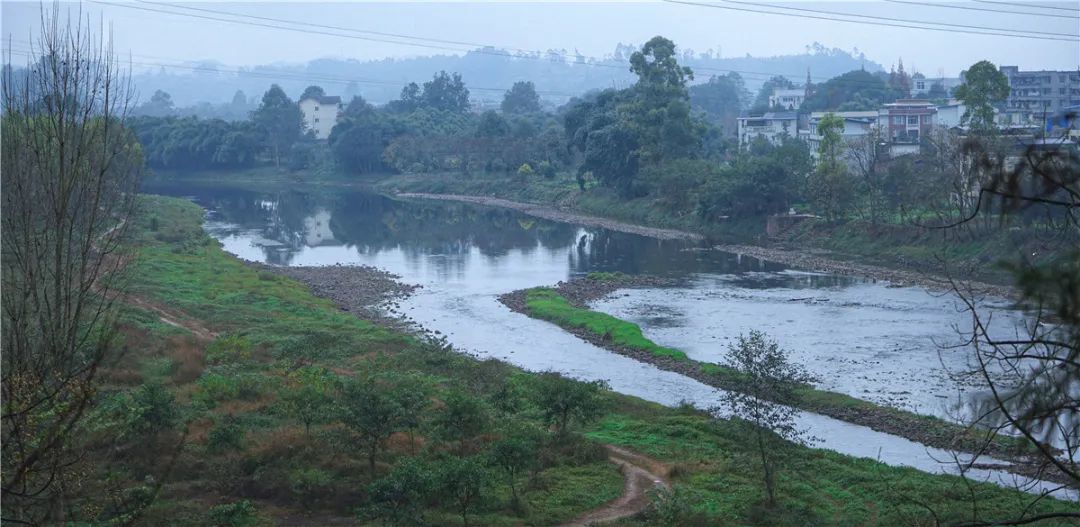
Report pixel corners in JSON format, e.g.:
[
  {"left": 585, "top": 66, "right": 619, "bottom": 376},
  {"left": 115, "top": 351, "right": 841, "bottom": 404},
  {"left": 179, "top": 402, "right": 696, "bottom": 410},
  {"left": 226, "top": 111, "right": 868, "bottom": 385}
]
[{"left": 3, "top": 1, "right": 1078, "bottom": 79}]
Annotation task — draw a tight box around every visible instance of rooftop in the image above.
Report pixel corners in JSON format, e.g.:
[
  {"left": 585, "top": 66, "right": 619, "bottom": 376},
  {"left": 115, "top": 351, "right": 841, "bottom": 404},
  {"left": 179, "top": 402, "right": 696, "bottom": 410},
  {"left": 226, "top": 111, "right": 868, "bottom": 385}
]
[{"left": 299, "top": 95, "right": 342, "bottom": 105}]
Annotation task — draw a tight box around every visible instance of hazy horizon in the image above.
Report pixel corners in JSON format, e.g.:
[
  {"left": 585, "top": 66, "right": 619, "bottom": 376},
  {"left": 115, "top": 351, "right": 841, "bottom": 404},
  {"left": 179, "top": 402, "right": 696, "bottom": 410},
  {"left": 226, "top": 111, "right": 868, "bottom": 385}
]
[{"left": 3, "top": 1, "right": 1078, "bottom": 82}]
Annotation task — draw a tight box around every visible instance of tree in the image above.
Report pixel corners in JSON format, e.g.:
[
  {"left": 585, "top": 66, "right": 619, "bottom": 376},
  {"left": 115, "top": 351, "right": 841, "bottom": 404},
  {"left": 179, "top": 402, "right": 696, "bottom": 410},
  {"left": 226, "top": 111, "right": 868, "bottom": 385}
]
[
  {"left": 437, "top": 456, "right": 490, "bottom": 527},
  {"left": 389, "top": 373, "right": 431, "bottom": 454},
  {"left": 136, "top": 89, "right": 175, "bottom": 117},
  {"left": 342, "top": 377, "right": 403, "bottom": 476},
  {"left": 847, "top": 124, "right": 888, "bottom": 223},
  {"left": 719, "top": 331, "right": 814, "bottom": 507},
  {"left": 300, "top": 85, "right": 325, "bottom": 100},
  {"left": 363, "top": 457, "right": 435, "bottom": 526},
  {"left": 955, "top": 60, "right": 1009, "bottom": 131},
  {"left": 252, "top": 84, "right": 302, "bottom": 167},
  {"left": 278, "top": 366, "right": 337, "bottom": 436},
  {"left": 888, "top": 58, "right": 912, "bottom": 99},
  {"left": 501, "top": 81, "right": 541, "bottom": 114},
  {"left": 421, "top": 71, "right": 470, "bottom": 113},
  {"left": 487, "top": 429, "right": 540, "bottom": 510},
  {"left": 475, "top": 110, "right": 510, "bottom": 138},
  {"left": 1, "top": 9, "right": 145, "bottom": 524},
  {"left": 689, "top": 73, "right": 748, "bottom": 135},
  {"left": 802, "top": 69, "right": 896, "bottom": 111},
  {"left": 629, "top": 36, "right": 693, "bottom": 92},
  {"left": 531, "top": 372, "right": 608, "bottom": 437},
  {"left": 807, "top": 113, "right": 853, "bottom": 221},
  {"left": 434, "top": 391, "right": 490, "bottom": 451}
]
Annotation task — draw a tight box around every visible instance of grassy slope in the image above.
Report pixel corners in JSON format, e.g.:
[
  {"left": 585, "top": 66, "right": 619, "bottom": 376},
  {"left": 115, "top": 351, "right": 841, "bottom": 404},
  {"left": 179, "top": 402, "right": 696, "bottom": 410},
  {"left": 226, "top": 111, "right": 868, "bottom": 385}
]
[
  {"left": 118, "top": 196, "right": 623, "bottom": 526},
  {"left": 117, "top": 194, "right": 1076, "bottom": 526}
]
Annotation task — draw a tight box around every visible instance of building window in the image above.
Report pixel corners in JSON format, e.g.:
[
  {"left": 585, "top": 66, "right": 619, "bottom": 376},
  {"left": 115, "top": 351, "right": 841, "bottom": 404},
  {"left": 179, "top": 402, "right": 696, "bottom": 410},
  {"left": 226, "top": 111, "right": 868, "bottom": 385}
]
[
  {"left": 893, "top": 116, "right": 904, "bottom": 124},
  {"left": 314, "top": 118, "right": 320, "bottom": 123},
  {"left": 907, "top": 116, "right": 919, "bottom": 125}
]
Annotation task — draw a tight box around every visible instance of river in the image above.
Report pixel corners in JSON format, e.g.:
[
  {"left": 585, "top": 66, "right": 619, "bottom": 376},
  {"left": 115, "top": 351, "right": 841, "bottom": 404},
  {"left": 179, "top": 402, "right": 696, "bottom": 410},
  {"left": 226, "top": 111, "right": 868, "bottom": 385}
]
[{"left": 146, "top": 182, "right": 1074, "bottom": 499}]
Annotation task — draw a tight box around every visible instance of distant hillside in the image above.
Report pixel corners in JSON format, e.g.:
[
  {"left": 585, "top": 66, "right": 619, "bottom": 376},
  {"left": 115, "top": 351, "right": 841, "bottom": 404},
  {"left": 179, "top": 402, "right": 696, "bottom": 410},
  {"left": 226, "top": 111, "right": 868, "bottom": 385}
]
[{"left": 131, "top": 42, "right": 883, "bottom": 108}]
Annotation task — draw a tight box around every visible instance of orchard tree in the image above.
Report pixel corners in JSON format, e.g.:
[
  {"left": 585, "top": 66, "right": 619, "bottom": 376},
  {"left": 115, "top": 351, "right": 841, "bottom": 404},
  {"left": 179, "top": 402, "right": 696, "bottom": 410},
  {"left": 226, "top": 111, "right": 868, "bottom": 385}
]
[
  {"left": 501, "top": 81, "right": 541, "bottom": 114},
  {"left": 252, "top": 84, "right": 302, "bottom": 167},
  {"left": 532, "top": 371, "right": 608, "bottom": 438},
  {"left": 363, "top": 457, "right": 435, "bottom": 526},
  {"left": 487, "top": 428, "right": 540, "bottom": 510},
  {"left": 719, "top": 331, "right": 815, "bottom": 507},
  {"left": 437, "top": 456, "right": 491, "bottom": 527},
  {"left": 278, "top": 366, "right": 337, "bottom": 436},
  {"left": 342, "top": 376, "right": 403, "bottom": 476},
  {"left": 955, "top": 60, "right": 1009, "bottom": 131}
]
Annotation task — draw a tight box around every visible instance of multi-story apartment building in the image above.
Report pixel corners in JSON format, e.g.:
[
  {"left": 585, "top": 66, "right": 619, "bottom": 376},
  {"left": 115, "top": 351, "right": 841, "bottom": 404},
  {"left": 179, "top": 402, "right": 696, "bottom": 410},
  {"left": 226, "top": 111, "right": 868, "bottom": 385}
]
[
  {"left": 999, "top": 66, "right": 1080, "bottom": 125},
  {"left": 879, "top": 100, "right": 937, "bottom": 144},
  {"left": 736, "top": 112, "right": 798, "bottom": 148},
  {"left": 298, "top": 94, "right": 343, "bottom": 139}
]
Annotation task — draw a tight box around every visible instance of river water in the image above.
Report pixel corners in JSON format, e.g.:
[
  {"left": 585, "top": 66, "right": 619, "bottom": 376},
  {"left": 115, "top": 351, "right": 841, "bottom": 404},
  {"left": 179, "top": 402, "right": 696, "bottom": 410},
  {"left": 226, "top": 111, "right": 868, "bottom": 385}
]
[{"left": 147, "top": 183, "right": 1074, "bottom": 499}]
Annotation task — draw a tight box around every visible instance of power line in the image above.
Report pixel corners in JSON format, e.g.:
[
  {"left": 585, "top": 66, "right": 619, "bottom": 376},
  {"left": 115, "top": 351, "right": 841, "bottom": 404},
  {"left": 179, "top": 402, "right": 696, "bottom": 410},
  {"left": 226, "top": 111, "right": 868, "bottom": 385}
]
[
  {"left": 719, "top": 0, "right": 1078, "bottom": 36},
  {"left": 973, "top": 0, "right": 1080, "bottom": 12},
  {"left": 662, "top": 0, "right": 1080, "bottom": 41},
  {"left": 883, "top": 0, "right": 1078, "bottom": 19},
  {"left": 103, "top": 0, "right": 788, "bottom": 82},
  {"left": 85, "top": 0, "right": 964, "bottom": 89}
]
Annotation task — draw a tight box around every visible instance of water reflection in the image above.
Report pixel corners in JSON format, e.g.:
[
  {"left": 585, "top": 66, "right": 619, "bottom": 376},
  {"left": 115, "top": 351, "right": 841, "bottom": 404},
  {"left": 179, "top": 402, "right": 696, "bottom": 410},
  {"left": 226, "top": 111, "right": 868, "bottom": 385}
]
[{"left": 145, "top": 182, "right": 855, "bottom": 287}]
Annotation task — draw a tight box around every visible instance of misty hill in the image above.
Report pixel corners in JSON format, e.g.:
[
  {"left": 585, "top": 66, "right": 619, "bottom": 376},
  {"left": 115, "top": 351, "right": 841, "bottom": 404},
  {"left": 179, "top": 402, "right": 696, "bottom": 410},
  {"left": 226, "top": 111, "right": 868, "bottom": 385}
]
[{"left": 132, "top": 42, "right": 883, "bottom": 108}]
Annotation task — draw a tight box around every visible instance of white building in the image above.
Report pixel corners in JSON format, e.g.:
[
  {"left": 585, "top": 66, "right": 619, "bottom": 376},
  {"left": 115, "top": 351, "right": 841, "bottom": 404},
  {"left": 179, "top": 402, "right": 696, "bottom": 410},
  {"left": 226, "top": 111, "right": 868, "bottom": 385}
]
[
  {"left": 769, "top": 88, "right": 806, "bottom": 111},
  {"left": 298, "top": 95, "right": 343, "bottom": 140},
  {"left": 935, "top": 100, "right": 967, "bottom": 128},
  {"left": 737, "top": 112, "right": 798, "bottom": 149},
  {"left": 798, "top": 111, "right": 881, "bottom": 157}
]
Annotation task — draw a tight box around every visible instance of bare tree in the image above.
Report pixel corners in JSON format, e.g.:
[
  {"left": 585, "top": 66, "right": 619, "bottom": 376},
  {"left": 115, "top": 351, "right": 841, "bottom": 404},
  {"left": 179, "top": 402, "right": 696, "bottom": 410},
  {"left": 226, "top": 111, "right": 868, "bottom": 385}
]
[
  {"left": 1, "top": 6, "right": 143, "bottom": 525},
  {"left": 940, "top": 132, "right": 1079, "bottom": 525},
  {"left": 718, "top": 331, "right": 815, "bottom": 507},
  {"left": 848, "top": 124, "right": 888, "bottom": 224}
]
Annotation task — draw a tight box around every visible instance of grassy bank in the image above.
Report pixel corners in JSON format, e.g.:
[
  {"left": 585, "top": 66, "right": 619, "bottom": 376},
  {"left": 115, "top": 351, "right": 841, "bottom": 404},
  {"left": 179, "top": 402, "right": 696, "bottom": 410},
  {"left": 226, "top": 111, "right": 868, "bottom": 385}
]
[
  {"left": 518, "top": 287, "right": 1037, "bottom": 462},
  {"left": 104, "top": 193, "right": 1076, "bottom": 526},
  {"left": 113, "top": 195, "right": 625, "bottom": 526}
]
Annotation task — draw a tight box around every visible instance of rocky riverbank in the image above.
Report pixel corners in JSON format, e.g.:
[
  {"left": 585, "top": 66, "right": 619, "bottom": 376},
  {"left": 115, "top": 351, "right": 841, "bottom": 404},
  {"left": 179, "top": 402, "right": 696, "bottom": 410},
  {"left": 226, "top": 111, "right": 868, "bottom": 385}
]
[
  {"left": 714, "top": 244, "right": 1015, "bottom": 299},
  {"left": 254, "top": 263, "right": 421, "bottom": 329}
]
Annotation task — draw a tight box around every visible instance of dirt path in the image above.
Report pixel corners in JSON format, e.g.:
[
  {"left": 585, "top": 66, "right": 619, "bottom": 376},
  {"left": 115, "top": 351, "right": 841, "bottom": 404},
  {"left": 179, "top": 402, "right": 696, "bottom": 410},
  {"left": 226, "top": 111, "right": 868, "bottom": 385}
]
[
  {"left": 124, "top": 294, "right": 218, "bottom": 342},
  {"left": 561, "top": 445, "right": 671, "bottom": 527},
  {"left": 395, "top": 192, "right": 703, "bottom": 241}
]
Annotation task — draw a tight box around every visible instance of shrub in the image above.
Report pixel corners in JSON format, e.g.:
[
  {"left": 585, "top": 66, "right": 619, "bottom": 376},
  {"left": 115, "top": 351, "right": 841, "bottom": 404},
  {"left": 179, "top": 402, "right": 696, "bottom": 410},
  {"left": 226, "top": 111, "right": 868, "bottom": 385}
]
[
  {"left": 208, "top": 500, "right": 260, "bottom": 527},
  {"left": 205, "top": 334, "right": 253, "bottom": 365},
  {"left": 207, "top": 415, "right": 245, "bottom": 452}
]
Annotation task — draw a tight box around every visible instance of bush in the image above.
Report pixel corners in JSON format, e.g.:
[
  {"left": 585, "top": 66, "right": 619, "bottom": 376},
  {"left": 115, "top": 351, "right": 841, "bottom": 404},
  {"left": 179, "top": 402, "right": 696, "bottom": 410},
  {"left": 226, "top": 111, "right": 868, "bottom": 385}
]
[
  {"left": 289, "top": 467, "right": 332, "bottom": 509},
  {"left": 208, "top": 500, "right": 260, "bottom": 527},
  {"left": 207, "top": 415, "right": 245, "bottom": 452},
  {"left": 205, "top": 334, "right": 253, "bottom": 365}
]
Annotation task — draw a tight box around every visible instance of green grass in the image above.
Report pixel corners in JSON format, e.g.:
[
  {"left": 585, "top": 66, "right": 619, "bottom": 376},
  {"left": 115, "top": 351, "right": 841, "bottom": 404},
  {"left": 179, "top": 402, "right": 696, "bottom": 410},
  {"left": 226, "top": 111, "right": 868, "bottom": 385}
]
[
  {"left": 119, "top": 195, "right": 627, "bottom": 527},
  {"left": 525, "top": 288, "right": 688, "bottom": 361},
  {"left": 587, "top": 405, "right": 1079, "bottom": 526}
]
